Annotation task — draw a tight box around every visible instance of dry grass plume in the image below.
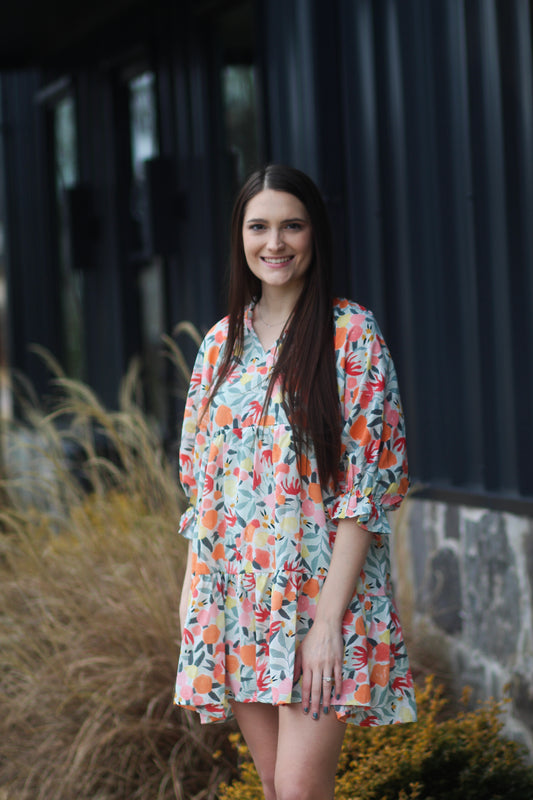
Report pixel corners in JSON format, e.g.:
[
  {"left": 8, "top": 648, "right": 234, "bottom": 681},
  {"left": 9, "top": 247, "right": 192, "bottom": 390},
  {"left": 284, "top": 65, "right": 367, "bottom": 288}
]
[{"left": 0, "top": 337, "right": 237, "bottom": 799}]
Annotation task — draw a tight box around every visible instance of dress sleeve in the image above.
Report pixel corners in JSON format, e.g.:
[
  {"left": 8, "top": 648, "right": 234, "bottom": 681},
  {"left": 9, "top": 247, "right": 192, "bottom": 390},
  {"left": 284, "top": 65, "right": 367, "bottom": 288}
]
[
  {"left": 328, "top": 308, "right": 410, "bottom": 534},
  {"left": 178, "top": 326, "right": 224, "bottom": 539}
]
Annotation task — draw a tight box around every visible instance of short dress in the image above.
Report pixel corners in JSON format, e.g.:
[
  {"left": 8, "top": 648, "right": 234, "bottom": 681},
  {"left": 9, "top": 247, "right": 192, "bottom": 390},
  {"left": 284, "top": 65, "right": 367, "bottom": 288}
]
[{"left": 174, "top": 298, "right": 417, "bottom": 725}]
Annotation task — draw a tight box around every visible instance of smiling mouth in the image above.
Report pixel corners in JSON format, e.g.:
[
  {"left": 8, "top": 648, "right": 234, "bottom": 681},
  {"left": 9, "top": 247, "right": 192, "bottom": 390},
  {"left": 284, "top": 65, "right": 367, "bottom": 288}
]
[{"left": 261, "top": 256, "right": 294, "bottom": 265}]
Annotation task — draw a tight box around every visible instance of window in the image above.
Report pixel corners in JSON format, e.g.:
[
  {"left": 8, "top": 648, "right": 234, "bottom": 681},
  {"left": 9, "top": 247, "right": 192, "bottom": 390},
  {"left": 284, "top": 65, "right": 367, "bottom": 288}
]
[
  {"left": 222, "top": 64, "right": 260, "bottom": 184},
  {"left": 53, "top": 93, "right": 85, "bottom": 379},
  {"left": 128, "top": 70, "right": 167, "bottom": 425}
]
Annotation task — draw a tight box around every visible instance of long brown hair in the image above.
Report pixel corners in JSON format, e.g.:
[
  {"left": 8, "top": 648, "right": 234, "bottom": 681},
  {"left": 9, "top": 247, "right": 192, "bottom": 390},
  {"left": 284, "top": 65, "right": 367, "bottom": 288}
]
[{"left": 209, "top": 164, "right": 341, "bottom": 489}]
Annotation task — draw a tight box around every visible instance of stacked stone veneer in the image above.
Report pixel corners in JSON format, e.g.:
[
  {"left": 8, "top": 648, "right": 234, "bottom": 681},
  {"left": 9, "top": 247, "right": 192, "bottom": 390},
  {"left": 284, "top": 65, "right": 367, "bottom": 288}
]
[{"left": 392, "top": 496, "right": 533, "bottom": 755}]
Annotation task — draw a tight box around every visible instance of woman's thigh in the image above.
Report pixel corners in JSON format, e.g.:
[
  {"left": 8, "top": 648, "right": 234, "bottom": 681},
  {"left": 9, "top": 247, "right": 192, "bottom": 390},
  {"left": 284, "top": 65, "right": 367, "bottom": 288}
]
[
  {"left": 275, "top": 704, "right": 346, "bottom": 800},
  {"left": 230, "top": 701, "right": 279, "bottom": 796}
]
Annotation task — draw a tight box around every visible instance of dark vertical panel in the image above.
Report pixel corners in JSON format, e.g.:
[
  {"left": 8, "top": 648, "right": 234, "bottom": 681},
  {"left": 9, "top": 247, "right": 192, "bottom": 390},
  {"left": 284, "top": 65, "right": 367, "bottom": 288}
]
[
  {"left": 339, "top": 0, "right": 385, "bottom": 317},
  {"left": 263, "top": 0, "right": 347, "bottom": 288},
  {"left": 465, "top": 0, "right": 518, "bottom": 492},
  {"left": 264, "top": 0, "right": 319, "bottom": 174},
  {"left": 394, "top": 0, "right": 448, "bottom": 483},
  {"left": 1, "top": 71, "right": 62, "bottom": 395},
  {"left": 372, "top": 0, "right": 420, "bottom": 479},
  {"left": 179, "top": 21, "right": 224, "bottom": 329},
  {"left": 497, "top": 0, "right": 533, "bottom": 497},
  {"left": 312, "top": 0, "right": 347, "bottom": 293},
  {"left": 428, "top": 0, "right": 485, "bottom": 488},
  {"left": 76, "top": 70, "right": 129, "bottom": 408}
]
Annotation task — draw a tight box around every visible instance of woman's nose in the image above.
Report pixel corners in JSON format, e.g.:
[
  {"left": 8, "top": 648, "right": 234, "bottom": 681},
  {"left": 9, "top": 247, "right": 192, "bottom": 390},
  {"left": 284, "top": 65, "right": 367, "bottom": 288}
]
[{"left": 267, "top": 229, "right": 284, "bottom": 250}]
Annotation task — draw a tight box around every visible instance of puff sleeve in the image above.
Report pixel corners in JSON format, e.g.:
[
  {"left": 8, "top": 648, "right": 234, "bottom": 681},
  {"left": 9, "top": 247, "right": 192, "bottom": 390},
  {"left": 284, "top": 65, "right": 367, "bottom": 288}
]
[
  {"left": 177, "top": 320, "right": 227, "bottom": 539},
  {"left": 328, "top": 304, "right": 410, "bottom": 533}
]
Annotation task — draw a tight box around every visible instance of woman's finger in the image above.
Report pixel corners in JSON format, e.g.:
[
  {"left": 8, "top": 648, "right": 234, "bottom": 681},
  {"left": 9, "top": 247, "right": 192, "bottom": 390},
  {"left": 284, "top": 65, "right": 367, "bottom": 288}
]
[
  {"left": 334, "top": 658, "right": 343, "bottom": 703},
  {"left": 321, "top": 673, "right": 334, "bottom": 715},
  {"left": 301, "top": 662, "right": 312, "bottom": 715},
  {"left": 293, "top": 645, "right": 302, "bottom": 685},
  {"left": 309, "top": 667, "right": 325, "bottom": 720}
]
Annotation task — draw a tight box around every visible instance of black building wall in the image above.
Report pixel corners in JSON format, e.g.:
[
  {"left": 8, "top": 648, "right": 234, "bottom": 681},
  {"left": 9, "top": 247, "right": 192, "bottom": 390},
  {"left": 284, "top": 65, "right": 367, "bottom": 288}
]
[
  {"left": 261, "top": 0, "right": 533, "bottom": 505},
  {"left": 1, "top": 0, "right": 532, "bottom": 506}
]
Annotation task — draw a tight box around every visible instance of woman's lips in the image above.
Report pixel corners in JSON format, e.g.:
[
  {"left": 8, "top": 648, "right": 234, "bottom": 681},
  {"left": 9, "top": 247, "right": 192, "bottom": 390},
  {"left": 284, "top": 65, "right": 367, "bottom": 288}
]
[{"left": 261, "top": 256, "right": 294, "bottom": 267}]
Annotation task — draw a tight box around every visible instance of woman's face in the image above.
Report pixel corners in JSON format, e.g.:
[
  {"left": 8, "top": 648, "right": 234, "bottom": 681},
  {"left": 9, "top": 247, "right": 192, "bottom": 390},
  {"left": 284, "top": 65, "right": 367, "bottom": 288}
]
[{"left": 242, "top": 189, "right": 313, "bottom": 293}]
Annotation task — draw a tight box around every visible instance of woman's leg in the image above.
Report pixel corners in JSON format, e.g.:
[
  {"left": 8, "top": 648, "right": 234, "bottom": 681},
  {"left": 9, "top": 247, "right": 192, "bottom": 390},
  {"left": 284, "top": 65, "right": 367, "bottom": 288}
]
[
  {"left": 231, "top": 701, "right": 345, "bottom": 800},
  {"left": 274, "top": 704, "right": 346, "bottom": 800},
  {"left": 230, "top": 701, "right": 280, "bottom": 800}
]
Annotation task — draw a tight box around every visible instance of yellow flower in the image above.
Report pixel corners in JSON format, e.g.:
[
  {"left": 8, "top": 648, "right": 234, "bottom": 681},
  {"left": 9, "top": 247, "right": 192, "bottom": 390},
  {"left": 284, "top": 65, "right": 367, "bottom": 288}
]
[
  {"left": 185, "top": 665, "right": 198, "bottom": 679},
  {"left": 224, "top": 477, "right": 237, "bottom": 498},
  {"left": 280, "top": 516, "right": 298, "bottom": 534}
]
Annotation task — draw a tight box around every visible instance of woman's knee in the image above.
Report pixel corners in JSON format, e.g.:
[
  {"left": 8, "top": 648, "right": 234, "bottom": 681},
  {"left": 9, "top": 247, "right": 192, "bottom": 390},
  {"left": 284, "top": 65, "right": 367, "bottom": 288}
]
[
  {"left": 259, "top": 774, "right": 277, "bottom": 800},
  {"left": 275, "top": 768, "right": 335, "bottom": 800}
]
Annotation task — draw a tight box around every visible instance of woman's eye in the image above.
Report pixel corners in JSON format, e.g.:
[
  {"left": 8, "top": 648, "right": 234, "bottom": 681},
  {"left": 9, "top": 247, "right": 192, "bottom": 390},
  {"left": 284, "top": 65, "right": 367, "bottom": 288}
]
[
  {"left": 249, "top": 224, "right": 265, "bottom": 231},
  {"left": 286, "top": 222, "right": 302, "bottom": 230}
]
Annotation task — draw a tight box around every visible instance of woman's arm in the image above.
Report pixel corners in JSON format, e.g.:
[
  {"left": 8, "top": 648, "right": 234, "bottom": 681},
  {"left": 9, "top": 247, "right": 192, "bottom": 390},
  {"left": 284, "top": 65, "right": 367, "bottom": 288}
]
[
  {"left": 295, "top": 518, "right": 372, "bottom": 719},
  {"left": 179, "top": 540, "right": 194, "bottom": 636}
]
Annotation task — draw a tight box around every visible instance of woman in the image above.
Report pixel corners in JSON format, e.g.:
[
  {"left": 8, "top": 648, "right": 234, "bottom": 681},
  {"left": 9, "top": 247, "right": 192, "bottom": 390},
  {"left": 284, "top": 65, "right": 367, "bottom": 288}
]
[{"left": 174, "top": 165, "right": 416, "bottom": 800}]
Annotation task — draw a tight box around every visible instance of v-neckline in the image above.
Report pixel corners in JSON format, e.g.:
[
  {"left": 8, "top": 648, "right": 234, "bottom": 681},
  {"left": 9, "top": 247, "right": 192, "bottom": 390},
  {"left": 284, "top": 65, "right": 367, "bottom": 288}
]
[{"left": 246, "top": 302, "right": 283, "bottom": 356}]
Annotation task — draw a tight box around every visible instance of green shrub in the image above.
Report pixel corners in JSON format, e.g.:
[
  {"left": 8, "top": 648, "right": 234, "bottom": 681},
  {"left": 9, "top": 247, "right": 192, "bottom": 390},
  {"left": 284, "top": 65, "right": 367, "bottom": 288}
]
[{"left": 219, "top": 677, "right": 533, "bottom": 800}]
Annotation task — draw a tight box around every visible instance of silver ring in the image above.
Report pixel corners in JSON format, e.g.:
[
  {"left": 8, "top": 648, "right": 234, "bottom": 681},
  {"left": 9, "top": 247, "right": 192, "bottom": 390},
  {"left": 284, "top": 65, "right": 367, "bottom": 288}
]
[{"left": 322, "top": 676, "right": 334, "bottom": 682}]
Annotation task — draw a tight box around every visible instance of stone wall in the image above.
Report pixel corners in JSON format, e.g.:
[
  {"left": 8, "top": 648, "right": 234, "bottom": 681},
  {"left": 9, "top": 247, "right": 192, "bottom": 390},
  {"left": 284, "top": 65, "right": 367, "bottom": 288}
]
[{"left": 393, "top": 496, "right": 533, "bottom": 755}]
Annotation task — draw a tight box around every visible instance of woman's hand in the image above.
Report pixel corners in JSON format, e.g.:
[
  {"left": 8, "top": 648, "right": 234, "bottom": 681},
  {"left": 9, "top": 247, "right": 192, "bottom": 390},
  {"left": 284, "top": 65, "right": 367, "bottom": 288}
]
[
  {"left": 293, "top": 519, "right": 372, "bottom": 720},
  {"left": 294, "top": 618, "right": 344, "bottom": 719}
]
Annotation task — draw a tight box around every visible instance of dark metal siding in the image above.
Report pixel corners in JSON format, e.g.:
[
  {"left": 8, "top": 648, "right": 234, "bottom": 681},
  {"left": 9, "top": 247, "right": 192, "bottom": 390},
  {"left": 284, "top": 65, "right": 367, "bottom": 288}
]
[
  {"left": 264, "top": 0, "right": 533, "bottom": 500},
  {"left": 1, "top": 0, "right": 531, "bottom": 502}
]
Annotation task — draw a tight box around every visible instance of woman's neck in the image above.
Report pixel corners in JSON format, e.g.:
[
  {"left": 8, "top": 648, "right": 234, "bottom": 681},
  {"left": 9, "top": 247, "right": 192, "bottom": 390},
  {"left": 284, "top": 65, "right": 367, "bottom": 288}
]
[{"left": 257, "top": 283, "right": 303, "bottom": 319}]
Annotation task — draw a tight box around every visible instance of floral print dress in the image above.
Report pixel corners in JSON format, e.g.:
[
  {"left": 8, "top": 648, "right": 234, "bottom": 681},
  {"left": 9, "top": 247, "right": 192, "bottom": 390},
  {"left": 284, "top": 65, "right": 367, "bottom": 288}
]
[{"left": 174, "top": 298, "right": 417, "bottom": 725}]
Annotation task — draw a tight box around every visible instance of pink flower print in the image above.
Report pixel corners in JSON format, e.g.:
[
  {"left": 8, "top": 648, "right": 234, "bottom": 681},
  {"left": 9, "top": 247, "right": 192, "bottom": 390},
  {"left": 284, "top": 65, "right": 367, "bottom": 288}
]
[
  {"left": 197, "top": 609, "right": 211, "bottom": 626},
  {"left": 239, "top": 609, "right": 252, "bottom": 627},
  {"left": 340, "top": 678, "right": 357, "bottom": 698},
  {"left": 347, "top": 321, "right": 363, "bottom": 342},
  {"left": 240, "top": 596, "right": 253, "bottom": 614},
  {"left": 180, "top": 684, "right": 194, "bottom": 700},
  {"left": 301, "top": 498, "right": 315, "bottom": 517},
  {"left": 387, "top": 408, "right": 400, "bottom": 427},
  {"left": 271, "top": 676, "right": 293, "bottom": 703},
  {"left": 297, "top": 594, "right": 310, "bottom": 613}
]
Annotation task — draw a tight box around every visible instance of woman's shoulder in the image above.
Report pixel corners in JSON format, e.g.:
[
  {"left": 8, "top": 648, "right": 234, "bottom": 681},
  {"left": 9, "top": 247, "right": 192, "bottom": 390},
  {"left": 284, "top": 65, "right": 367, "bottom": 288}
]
[
  {"left": 200, "top": 315, "right": 230, "bottom": 347},
  {"left": 332, "top": 297, "right": 387, "bottom": 353},
  {"left": 332, "top": 297, "right": 378, "bottom": 327}
]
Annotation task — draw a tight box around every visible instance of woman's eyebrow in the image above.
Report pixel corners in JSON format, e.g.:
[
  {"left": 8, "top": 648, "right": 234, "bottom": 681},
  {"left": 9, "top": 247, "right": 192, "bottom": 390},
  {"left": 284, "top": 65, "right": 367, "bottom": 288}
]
[{"left": 245, "top": 217, "right": 308, "bottom": 224}]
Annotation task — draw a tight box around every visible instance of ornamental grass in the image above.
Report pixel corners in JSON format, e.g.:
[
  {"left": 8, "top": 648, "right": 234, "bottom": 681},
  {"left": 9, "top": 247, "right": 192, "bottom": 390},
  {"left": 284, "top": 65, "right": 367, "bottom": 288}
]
[{"left": 0, "top": 333, "right": 238, "bottom": 800}]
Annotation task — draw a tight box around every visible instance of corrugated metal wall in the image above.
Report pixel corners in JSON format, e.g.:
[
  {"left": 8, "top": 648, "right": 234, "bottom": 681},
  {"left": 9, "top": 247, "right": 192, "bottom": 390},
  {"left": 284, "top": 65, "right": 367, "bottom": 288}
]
[
  {"left": 1, "top": 0, "right": 531, "bottom": 501},
  {"left": 265, "top": 0, "right": 533, "bottom": 500}
]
